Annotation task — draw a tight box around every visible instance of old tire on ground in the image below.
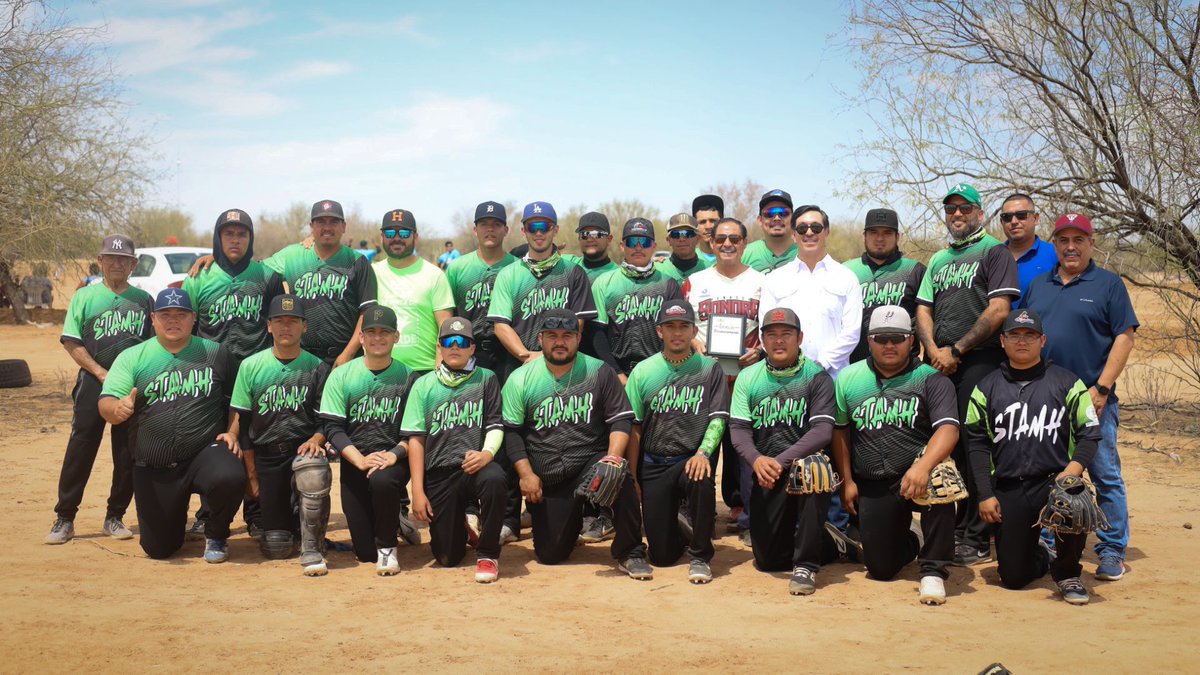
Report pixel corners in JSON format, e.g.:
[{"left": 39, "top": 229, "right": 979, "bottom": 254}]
[{"left": 0, "top": 359, "right": 33, "bottom": 388}]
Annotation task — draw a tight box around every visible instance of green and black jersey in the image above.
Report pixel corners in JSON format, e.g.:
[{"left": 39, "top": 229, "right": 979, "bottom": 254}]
[
  {"left": 730, "top": 357, "right": 835, "bottom": 458},
  {"left": 625, "top": 352, "right": 729, "bottom": 459},
  {"left": 100, "top": 337, "right": 235, "bottom": 466},
  {"left": 401, "top": 368, "right": 504, "bottom": 472},
  {"left": 592, "top": 268, "right": 685, "bottom": 374},
  {"left": 183, "top": 262, "right": 285, "bottom": 363},
  {"left": 741, "top": 239, "right": 797, "bottom": 273},
  {"left": 834, "top": 358, "right": 958, "bottom": 480},
  {"left": 264, "top": 244, "right": 377, "bottom": 362},
  {"left": 318, "top": 357, "right": 414, "bottom": 454},
  {"left": 445, "top": 251, "right": 518, "bottom": 347},
  {"left": 916, "top": 229, "right": 1019, "bottom": 351},
  {"left": 656, "top": 255, "right": 711, "bottom": 282},
  {"left": 61, "top": 283, "right": 153, "bottom": 369},
  {"left": 561, "top": 253, "right": 619, "bottom": 282},
  {"left": 230, "top": 348, "right": 329, "bottom": 448},
  {"left": 843, "top": 253, "right": 926, "bottom": 363},
  {"left": 502, "top": 354, "right": 633, "bottom": 486},
  {"left": 487, "top": 258, "right": 597, "bottom": 351}
]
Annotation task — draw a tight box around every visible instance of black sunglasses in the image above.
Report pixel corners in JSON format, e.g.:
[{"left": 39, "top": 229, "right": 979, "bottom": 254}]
[
  {"left": 999, "top": 210, "right": 1035, "bottom": 223},
  {"left": 541, "top": 316, "right": 578, "bottom": 331},
  {"left": 944, "top": 204, "right": 979, "bottom": 216},
  {"left": 870, "top": 334, "right": 910, "bottom": 345},
  {"left": 792, "top": 223, "right": 826, "bottom": 235}
]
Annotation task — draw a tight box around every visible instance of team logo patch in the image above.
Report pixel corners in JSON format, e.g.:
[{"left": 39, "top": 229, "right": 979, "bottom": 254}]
[
  {"left": 664, "top": 305, "right": 686, "bottom": 317},
  {"left": 1065, "top": 213, "right": 1079, "bottom": 222},
  {"left": 533, "top": 203, "right": 543, "bottom": 213},
  {"left": 323, "top": 202, "right": 332, "bottom": 211},
  {"left": 281, "top": 298, "right": 294, "bottom": 311},
  {"left": 163, "top": 289, "right": 184, "bottom": 306},
  {"left": 1015, "top": 311, "right": 1034, "bottom": 325},
  {"left": 225, "top": 210, "right": 241, "bottom": 222},
  {"left": 391, "top": 210, "right": 405, "bottom": 222},
  {"left": 373, "top": 309, "right": 385, "bottom": 321},
  {"left": 486, "top": 204, "right": 495, "bottom": 212},
  {"left": 450, "top": 320, "right": 465, "bottom": 331},
  {"left": 770, "top": 309, "right": 786, "bottom": 322}
]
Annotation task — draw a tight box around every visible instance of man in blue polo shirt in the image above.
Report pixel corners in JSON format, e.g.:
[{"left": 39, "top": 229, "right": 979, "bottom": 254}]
[
  {"left": 999, "top": 193, "right": 1057, "bottom": 308},
  {"left": 1024, "top": 212, "right": 1138, "bottom": 582}
]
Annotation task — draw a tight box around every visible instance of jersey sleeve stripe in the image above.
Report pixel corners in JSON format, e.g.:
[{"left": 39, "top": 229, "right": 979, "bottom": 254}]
[
  {"left": 987, "top": 287, "right": 1020, "bottom": 297},
  {"left": 810, "top": 414, "right": 836, "bottom": 423},
  {"left": 931, "top": 416, "right": 960, "bottom": 427},
  {"left": 605, "top": 410, "right": 634, "bottom": 423},
  {"left": 484, "top": 422, "right": 504, "bottom": 431},
  {"left": 61, "top": 331, "right": 83, "bottom": 342},
  {"left": 575, "top": 309, "right": 598, "bottom": 318},
  {"left": 318, "top": 412, "right": 347, "bottom": 421},
  {"left": 230, "top": 404, "right": 252, "bottom": 413},
  {"left": 708, "top": 409, "right": 730, "bottom": 418},
  {"left": 486, "top": 314, "right": 512, "bottom": 323}
]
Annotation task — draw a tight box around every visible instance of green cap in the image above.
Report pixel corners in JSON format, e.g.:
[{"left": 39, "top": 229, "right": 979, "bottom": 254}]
[{"left": 943, "top": 183, "right": 981, "bottom": 206}]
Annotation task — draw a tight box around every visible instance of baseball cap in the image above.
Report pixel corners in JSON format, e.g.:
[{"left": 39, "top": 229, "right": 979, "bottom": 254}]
[
  {"left": 656, "top": 299, "right": 696, "bottom": 326},
  {"left": 268, "top": 293, "right": 306, "bottom": 320},
  {"left": 576, "top": 211, "right": 611, "bottom": 234},
  {"left": 439, "top": 316, "right": 473, "bottom": 340},
  {"left": 1053, "top": 213, "right": 1093, "bottom": 236},
  {"left": 382, "top": 208, "right": 417, "bottom": 231},
  {"left": 539, "top": 308, "right": 580, "bottom": 333},
  {"left": 667, "top": 213, "right": 698, "bottom": 231},
  {"left": 215, "top": 209, "right": 253, "bottom": 231},
  {"left": 153, "top": 288, "right": 194, "bottom": 312},
  {"left": 522, "top": 201, "right": 557, "bottom": 223},
  {"left": 474, "top": 201, "right": 507, "bottom": 224},
  {"left": 868, "top": 305, "right": 913, "bottom": 335},
  {"left": 361, "top": 305, "right": 398, "bottom": 332},
  {"left": 759, "top": 189, "right": 793, "bottom": 210},
  {"left": 692, "top": 194, "right": 725, "bottom": 217},
  {"left": 1002, "top": 308, "right": 1044, "bottom": 334},
  {"left": 99, "top": 234, "right": 136, "bottom": 258},
  {"left": 864, "top": 208, "right": 899, "bottom": 231},
  {"left": 760, "top": 307, "right": 801, "bottom": 331},
  {"left": 311, "top": 199, "right": 345, "bottom": 221},
  {"left": 622, "top": 218, "right": 655, "bottom": 239},
  {"left": 943, "top": 183, "right": 982, "bottom": 206}
]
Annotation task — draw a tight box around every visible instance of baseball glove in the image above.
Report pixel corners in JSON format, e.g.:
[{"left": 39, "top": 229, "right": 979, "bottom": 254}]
[
  {"left": 1038, "top": 475, "right": 1110, "bottom": 534},
  {"left": 785, "top": 453, "right": 841, "bottom": 495},
  {"left": 911, "top": 447, "right": 969, "bottom": 506},
  {"left": 574, "top": 455, "right": 628, "bottom": 507}
]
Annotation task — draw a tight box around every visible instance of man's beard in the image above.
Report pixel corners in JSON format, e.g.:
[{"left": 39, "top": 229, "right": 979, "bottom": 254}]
[{"left": 544, "top": 349, "right": 577, "bottom": 366}]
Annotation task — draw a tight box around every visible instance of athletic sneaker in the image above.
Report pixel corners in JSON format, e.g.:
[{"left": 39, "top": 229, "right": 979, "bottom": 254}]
[
  {"left": 396, "top": 512, "right": 420, "bottom": 546},
  {"left": 579, "top": 514, "right": 615, "bottom": 543},
  {"left": 185, "top": 518, "right": 206, "bottom": 541},
  {"left": 44, "top": 518, "right": 74, "bottom": 545},
  {"left": 1038, "top": 538, "right": 1058, "bottom": 565},
  {"left": 247, "top": 521, "right": 264, "bottom": 540},
  {"left": 203, "top": 538, "right": 228, "bottom": 564},
  {"left": 618, "top": 556, "right": 654, "bottom": 580},
  {"left": 909, "top": 519, "right": 925, "bottom": 550},
  {"left": 376, "top": 547, "right": 400, "bottom": 576},
  {"left": 466, "top": 513, "right": 481, "bottom": 547},
  {"left": 824, "top": 521, "right": 864, "bottom": 560},
  {"left": 520, "top": 508, "right": 532, "bottom": 529},
  {"left": 726, "top": 506, "right": 744, "bottom": 533},
  {"left": 788, "top": 566, "right": 816, "bottom": 595},
  {"left": 1095, "top": 555, "right": 1126, "bottom": 581},
  {"left": 499, "top": 524, "right": 519, "bottom": 545},
  {"left": 103, "top": 517, "right": 133, "bottom": 540},
  {"left": 687, "top": 560, "right": 713, "bottom": 584},
  {"left": 918, "top": 576, "right": 946, "bottom": 605},
  {"left": 951, "top": 543, "right": 991, "bottom": 566},
  {"left": 678, "top": 506, "right": 694, "bottom": 541},
  {"left": 1057, "top": 577, "right": 1090, "bottom": 605},
  {"left": 475, "top": 558, "right": 499, "bottom": 583},
  {"left": 300, "top": 552, "right": 328, "bottom": 577},
  {"left": 738, "top": 529, "right": 752, "bottom": 547}
]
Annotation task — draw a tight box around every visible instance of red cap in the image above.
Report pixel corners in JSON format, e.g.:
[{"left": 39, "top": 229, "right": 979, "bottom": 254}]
[{"left": 1053, "top": 213, "right": 1093, "bottom": 235}]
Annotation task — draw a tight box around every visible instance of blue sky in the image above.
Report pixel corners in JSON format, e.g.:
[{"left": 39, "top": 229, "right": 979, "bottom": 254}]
[{"left": 70, "top": 0, "right": 873, "bottom": 236}]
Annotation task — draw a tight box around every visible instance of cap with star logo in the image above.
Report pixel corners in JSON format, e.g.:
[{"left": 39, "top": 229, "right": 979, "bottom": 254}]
[
  {"left": 360, "top": 305, "right": 398, "bottom": 332},
  {"left": 522, "top": 201, "right": 557, "bottom": 223},
  {"left": 268, "top": 293, "right": 306, "bottom": 320},
  {"left": 310, "top": 199, "right": 345, "bottom": 221},
  {"left": 438, "top": 316, "right": 474, "bottom": 340},
  {"left": 154, "top": 288, "right": 194, "bottom": 312}
]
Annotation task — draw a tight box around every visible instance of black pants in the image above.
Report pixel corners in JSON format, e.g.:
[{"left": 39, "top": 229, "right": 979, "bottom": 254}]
[
  {"left": 528, "top": 453, "right": 646, "bottom": 565},
  {"left": 857, "top": 477, "right": 954, "bottom": 580},
  {"left": 950, "top": 348, "right": 1003, "bottom": 550},
  {"left": 719, "top": 425, "right": 742, "bottom": 510},
  {"left": 640, "top": 457, "right": 715, "bottom": 565},
  {"left": 993, "top": 475, "right": 1087, "bottom": 588},
  {"left": 426, "top": 463, "right": 507, "bottom": 566},
  {"left": 54, "top": 370, "right": 134, "bottom": 521},
  {"left": 255, "top": 450, "right": 300, "bottom": 533},
  {"left": 749, "top": 480, "right": 831, "bottom": 573},
  {"left": 133, "top": 442, "right": 247, "bottom": 559},
  {"left": 340, "top": 456, "right": 408, "bottom": 563}
]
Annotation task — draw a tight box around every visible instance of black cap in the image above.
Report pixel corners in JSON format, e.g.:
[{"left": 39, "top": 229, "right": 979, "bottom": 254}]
[
  {"left": 99, "top": 234, "right": 136, "bottom": 258},
  {"left": 382, "top": 209, "right": 416, "bottom": 231},
  {"left": 1002, "top": 308, "right": 1044, "bottom": 334},
  {"left": 622, "top": 218, "right": 654, "bottom": 239},
  {"left": 657, "top": 299, "right": 696, "bottom": 325},
  {"left": 361, "top": 305, "right": 398, "bottom": 332},
  {"left": 154, "top": 288, "right": 194, "bottom": 312},
  {"left": 474, "top": 201, "right": 507, "bottom": 224},
  {"left": 760, "top": 307, "right": 801, "bottom": 331},
  {"left": 215, "top": 209, "right": 253, "bottom": 231},
  {"left": 268, "top": 293, "right": 305, "bottom": 320},
  {"left": 311, "top": 199, "right": 345, "bottom": 221},
  {"left": 576, "top": 211, "right": 611, "bottom": 234},
  {"left": 539, "top": 308, "right": 580, "bottom": 333},
  {"left": 692, "top": 194, "right": 725, "bottom": 217},
  {"left": 864, "top": 208, "right": 899, "bottom": 231},
  {"left": 759, "top": 189, "right": 793, "bottom": 210},
  {"left": 439, "top": 316, "right": 473, "bottom": 340}
]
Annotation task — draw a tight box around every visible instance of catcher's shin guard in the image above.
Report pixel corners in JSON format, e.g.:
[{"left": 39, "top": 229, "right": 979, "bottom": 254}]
[{"left": 293, "top": 455, "right": 332, "bottom": 559}]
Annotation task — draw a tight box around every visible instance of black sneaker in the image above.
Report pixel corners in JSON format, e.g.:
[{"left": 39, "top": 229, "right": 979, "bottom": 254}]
[
  {"left": 824, "top": 521, "right": 863, "bottom": 561},
  {"left": 951, "top": 543, "right": 991, "bottom": 566},
  {"left": 247, "top": 521, "right": 264, "bottom": 540},
  {"left": 185, "top": 518, "right": 207, "bottom": 541},
  {"left": 677, "top": 506, "right": 694, "bottom": 541},
  {"left": 579, "top": 514, "right": 615, "bottom": 543},
  {"left": 1057, "top": 577, "right": 1089, "bottom": 605},
  {"left": 788, "top": 566, "right": 817, "bottom": 595},
  {"left": 618, "top": 556, "right": 653, "bottom": 580}
]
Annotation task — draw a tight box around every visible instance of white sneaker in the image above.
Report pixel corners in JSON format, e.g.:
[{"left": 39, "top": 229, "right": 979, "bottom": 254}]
[
  {"left": 499, "top": 524, "right": 519, "bottom": 545},
  {"left": 376, "top": 547, "right": 399, "bottom": 576},
  {"left": 919, "top": 575, "right": 946, "bottom": 605}
]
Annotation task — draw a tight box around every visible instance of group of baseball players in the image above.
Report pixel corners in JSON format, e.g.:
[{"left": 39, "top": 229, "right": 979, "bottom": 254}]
[{"left": 44, "top": 185, "right": 1139, "bottom": 605}]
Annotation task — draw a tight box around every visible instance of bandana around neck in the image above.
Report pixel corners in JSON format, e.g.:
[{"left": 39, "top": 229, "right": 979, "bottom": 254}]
[
  {"left": 436, "top": 358, "right": 477, "bottom": 387},
  {"left": 620, "top": 260, "right": 655, "bottom": 279},
  {"left": 950, "top": 225, "right": 987, "bottom": 250},
  {"left": 766, "top": 354, "right": 805, "bottom": 378},
  {"left": 523, "top": 249, "right": 561, "bottom": 278}
]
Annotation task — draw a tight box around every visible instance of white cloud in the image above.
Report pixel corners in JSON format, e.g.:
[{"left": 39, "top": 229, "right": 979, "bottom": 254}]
[
  {"left": 271, "top": 60, "right": 354, "bottom": 84},
  {"left": 95, "top": 9, "right": 267, "bottom": 75},
  {"left": 292, "top": 16, "right": 437, "bottom": 46}
]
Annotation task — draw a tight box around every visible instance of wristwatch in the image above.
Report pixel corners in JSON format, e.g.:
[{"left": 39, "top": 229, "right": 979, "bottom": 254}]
[
  {"left": 950, "top": 346, "right": 962, "bottom": 359},
  {"left": 1095, "top": 383, "right": 1111, "bottom": 396}
]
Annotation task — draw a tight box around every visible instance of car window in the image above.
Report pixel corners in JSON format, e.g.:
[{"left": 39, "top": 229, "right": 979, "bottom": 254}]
[
  {"left": 133, "top": 254, "right": 156, "bottom": 277},
  {"left": 165, "top": 253, "right": 201, "bottom": 274}
]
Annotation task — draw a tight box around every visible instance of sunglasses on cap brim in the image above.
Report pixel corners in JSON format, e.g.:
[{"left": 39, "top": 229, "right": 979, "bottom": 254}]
[{"left": 540, "top": 316, "right": 579, "bottom": 331}]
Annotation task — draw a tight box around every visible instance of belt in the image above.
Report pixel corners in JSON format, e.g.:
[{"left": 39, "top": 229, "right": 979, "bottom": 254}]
[
  {"left": 134, "top": 460, "right": 179, "bottom": 469},
  {"left": 256, "top": 440, "right": 306, "bottom": 456}
]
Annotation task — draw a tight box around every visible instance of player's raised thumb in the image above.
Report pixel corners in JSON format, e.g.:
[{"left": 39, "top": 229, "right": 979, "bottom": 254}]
[{"left": 126, "top": 387, "right": 138, "bottom": 401}]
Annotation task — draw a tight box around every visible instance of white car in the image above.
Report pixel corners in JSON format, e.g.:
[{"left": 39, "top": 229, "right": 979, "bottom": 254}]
[{"left": 129, "top": 246, "right": 211, "bottom": 298}]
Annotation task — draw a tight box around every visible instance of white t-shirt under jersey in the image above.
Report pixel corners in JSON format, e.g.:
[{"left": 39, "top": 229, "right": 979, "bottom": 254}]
[{"left": 683, "top": 265, "right": 765, "bottom": 376}]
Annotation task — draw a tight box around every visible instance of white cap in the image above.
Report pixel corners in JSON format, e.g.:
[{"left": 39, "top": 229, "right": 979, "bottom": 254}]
[{"left": 868, "top": 305, "right": 913, "bottom": 335}]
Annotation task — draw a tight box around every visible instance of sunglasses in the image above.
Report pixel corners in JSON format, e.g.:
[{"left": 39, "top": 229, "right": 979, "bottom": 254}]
[
  {"left": 541, "top": 316, "right": 578, "bottom": 331},
  {"left": 578, "top": 230, "right": 609, "bottom": 240},
  {"left": 624, "top": 236, "right": 654, "bottom": 249},
  {"left": 792, "top": 223, "right": 826, "bottom": 235},
  {"left": 870, "top": 334, "right": 910, "bottom": 345},
  {"left": 667, "top": 230, "right": 697, "bottom": 240},
  {"left": 762, "top": 207, "right": 791, "bottom": 220},
  {"left": 524, "top": 221, "right": 554, "bottom": 234},
  {"left": 999, "top": 210, "right": 1035, "bottom": 223},
  {"left": 944, "top": 204, "right": 979, "bottom": 216},
  {"left": 382, "top": 228, "right": 414, "bottom": 239},
  {"left": 1003, "top": 331, "right": 1042, "bottom": 343},
  {"left": 712, "top": 234, "right": 744, "bottom": 244},
  {"left": 439, "top": 335, "right": 474, "bottom": 349}
]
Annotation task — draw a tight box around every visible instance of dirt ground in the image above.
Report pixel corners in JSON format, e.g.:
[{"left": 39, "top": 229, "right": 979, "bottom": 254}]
[{"left": 2, "top": 321, "right": 1198, "bottom": 674}]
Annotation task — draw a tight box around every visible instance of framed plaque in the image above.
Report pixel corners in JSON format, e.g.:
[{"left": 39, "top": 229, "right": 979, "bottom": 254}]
[{"left": 706, "top": 314, "right": 747, "bottom": 358}]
